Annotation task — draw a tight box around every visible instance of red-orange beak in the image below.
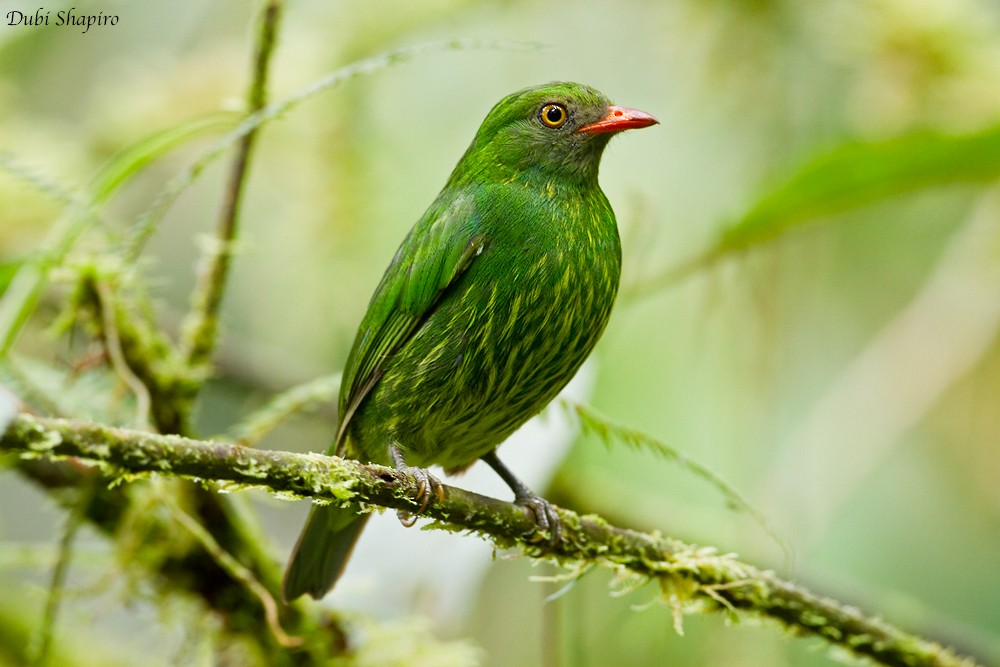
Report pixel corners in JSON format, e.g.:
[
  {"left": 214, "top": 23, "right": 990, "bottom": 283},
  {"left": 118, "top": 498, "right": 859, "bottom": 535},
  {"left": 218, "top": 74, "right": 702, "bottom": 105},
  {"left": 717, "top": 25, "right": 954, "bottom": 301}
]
[{"left": 576, "top": 105, "right": 659, "bottom": 134}]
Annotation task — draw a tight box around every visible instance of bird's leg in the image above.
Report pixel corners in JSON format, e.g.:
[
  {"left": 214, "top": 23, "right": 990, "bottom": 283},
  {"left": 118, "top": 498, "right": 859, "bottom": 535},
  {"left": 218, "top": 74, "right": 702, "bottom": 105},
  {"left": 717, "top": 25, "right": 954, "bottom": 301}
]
[
  {"left": 389, "top": 442, "right": 445, "bottom": 527},
  {"left": 481, "top": 450, "right": 562, "bottom": 547}
]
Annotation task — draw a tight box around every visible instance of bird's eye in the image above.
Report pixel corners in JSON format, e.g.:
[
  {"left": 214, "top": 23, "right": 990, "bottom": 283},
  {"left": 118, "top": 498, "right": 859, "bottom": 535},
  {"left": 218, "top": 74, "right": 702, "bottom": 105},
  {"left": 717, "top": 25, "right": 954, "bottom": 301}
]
[{"left": 539, "top": 103, "right": 568, "bottom": 128}]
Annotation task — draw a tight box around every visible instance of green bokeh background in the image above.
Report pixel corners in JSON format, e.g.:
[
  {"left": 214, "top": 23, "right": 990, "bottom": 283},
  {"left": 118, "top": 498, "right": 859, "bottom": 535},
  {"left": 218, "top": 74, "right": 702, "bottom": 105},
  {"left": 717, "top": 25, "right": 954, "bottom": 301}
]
[{"left": 2, "top": 0, "right": 999, "bottom": 665}]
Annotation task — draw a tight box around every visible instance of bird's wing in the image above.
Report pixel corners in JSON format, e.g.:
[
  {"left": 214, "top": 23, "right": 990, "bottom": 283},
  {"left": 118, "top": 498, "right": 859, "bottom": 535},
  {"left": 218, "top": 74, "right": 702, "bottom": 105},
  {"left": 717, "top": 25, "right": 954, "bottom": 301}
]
[{"left": 334, "top": 190, "right": 484, "bottom": 453}]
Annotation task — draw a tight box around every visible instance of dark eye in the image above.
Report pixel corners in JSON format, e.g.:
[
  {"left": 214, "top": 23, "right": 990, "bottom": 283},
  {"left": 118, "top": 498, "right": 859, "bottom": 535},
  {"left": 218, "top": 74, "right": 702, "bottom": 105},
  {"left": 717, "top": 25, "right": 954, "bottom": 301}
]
[{"left": 539, "top": 103, "right": 568, "bottom": 128}]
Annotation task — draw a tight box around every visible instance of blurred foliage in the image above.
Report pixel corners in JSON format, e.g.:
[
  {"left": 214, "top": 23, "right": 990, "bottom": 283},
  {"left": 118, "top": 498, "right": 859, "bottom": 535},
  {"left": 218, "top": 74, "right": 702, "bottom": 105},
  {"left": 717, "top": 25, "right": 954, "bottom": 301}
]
[{"left": 2, "top": 0, "right": 999, "bottom": 666}]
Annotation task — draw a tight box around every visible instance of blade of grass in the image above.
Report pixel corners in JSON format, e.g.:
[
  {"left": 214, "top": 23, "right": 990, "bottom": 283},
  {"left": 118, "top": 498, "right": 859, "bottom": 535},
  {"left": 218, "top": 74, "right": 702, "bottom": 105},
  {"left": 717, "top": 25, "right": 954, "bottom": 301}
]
[
  {"left": 91, "top": 111, "right": 240, "bottom": 206},
  {"left": 0, "top": 261, "right": 22, "bottom": 295}
]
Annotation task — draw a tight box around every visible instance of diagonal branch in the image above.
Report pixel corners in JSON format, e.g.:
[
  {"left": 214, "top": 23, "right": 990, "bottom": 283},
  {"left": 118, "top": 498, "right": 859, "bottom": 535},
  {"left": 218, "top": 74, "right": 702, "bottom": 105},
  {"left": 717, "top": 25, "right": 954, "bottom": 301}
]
[{"left": 0, "top": 413, "right": 983, "bottom": 667}]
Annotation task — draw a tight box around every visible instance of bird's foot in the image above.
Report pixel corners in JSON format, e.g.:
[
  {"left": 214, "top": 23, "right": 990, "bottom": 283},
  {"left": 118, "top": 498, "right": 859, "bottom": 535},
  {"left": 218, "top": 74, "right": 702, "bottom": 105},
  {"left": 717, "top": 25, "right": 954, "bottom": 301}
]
[
  {"left": 480, "top": 450, "right": 563, "bottom": 549},
  {"left": 390, "top": 444, "right": 445, "bottom": 527},
  {"left": 516, "top": 492, "right": 563, "bottom": 549}
]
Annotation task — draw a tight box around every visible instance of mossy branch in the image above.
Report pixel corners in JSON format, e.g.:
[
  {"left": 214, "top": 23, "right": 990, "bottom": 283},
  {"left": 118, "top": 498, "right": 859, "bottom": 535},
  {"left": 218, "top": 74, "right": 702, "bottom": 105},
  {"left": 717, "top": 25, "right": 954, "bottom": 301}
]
[{"left": 0, "top": 413, "right": 982, "bottom": 667}]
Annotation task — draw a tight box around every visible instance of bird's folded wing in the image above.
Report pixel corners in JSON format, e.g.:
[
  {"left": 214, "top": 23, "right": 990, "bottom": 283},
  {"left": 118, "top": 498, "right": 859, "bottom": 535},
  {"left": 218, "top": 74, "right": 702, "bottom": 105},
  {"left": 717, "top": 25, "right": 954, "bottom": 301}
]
[{"left": 334, "top": 190, "right": 484, "bottom": 453}]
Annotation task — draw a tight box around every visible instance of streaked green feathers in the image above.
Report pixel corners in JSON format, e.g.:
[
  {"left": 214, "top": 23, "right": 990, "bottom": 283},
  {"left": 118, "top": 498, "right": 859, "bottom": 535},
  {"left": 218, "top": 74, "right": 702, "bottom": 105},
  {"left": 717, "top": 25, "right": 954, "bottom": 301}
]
[{"left": 283, "top": 82, "right": 653, "bottom": 601}]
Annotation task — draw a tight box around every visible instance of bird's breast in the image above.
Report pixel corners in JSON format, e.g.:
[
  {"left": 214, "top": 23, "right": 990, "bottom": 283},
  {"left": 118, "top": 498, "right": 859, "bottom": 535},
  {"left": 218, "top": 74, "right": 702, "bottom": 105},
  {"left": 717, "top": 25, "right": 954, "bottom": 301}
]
[{"left": 352, "top": 186, "right": 622, "bottom": 470}]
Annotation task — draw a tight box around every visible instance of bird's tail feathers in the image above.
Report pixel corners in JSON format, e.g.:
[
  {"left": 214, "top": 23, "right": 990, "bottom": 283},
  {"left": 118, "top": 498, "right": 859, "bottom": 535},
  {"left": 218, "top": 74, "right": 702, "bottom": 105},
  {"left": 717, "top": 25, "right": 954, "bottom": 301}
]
[{"left": 282, "top": 504, "right": 369, "bottom": 602}]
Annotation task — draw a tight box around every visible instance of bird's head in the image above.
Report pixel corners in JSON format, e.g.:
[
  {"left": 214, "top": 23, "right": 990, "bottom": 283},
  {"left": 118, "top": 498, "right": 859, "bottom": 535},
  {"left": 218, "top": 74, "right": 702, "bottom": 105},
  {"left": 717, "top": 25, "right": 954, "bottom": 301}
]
[{"left": 449, "top": 82, "right": 658, "bottom": 187}]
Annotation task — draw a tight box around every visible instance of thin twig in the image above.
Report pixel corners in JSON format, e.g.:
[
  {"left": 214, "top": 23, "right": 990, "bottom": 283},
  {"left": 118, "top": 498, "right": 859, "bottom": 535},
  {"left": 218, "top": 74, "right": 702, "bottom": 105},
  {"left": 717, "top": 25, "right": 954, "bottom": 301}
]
[
  {"left": 225, "top": 372, "right": 340, "bottom": 445},
  {"left": 124, "top": 38, "right": 541, "bottom": 259},
  {"left": 161, "top": 491, "right": 303, "bottom": 648},
  {"left": 179, "top": 0, "right": 283, "bottom": 375},
  {"left": 25, "top": 481, "right": 95, "bottom": 666},
  {"left": 95, "top": 281, "right": 152, "bottom": 429}
]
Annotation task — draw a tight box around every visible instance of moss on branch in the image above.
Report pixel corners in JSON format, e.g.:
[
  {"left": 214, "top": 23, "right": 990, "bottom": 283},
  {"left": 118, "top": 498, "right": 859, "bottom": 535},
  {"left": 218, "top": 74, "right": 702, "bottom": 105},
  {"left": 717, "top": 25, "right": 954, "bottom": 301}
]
[{"left": 0, "top": 413, "right": 982, "bottom": 667}]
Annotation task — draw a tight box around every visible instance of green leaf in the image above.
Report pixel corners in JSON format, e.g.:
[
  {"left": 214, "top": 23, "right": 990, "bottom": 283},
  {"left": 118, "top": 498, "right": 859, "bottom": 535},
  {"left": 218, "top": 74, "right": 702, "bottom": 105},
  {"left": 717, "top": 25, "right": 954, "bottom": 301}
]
[
  {"left": 721, "top": 124, "right": 1000, "bottom": 252},
  {"left": 629, "top": 124, "right": 1000, "bottom": 297},
  {"left": 88, "top": 110, "right": 240, "bottom": 206},
  {"left": 0, "top": 260, "right": 22, "bottom": 296},
  {"left": 564, "top": 400, "right": 792, "bottom": 563}
]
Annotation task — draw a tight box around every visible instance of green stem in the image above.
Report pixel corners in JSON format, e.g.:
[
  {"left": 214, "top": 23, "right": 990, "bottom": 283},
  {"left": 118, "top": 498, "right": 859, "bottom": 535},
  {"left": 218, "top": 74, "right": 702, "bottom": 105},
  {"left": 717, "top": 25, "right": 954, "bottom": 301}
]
[
  {"left": 179, "top": 0, "right": 282, "bottom": 378},
  {"left": 26, "top": 481, "right": 95, "bottom": 666}
]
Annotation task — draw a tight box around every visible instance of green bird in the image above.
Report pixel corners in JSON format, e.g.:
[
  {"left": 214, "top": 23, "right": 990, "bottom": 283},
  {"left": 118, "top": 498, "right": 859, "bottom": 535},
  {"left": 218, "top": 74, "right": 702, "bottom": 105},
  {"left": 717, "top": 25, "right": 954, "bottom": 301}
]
[{"left": 283, "top": 82, "right": 657, "bottom": 601}]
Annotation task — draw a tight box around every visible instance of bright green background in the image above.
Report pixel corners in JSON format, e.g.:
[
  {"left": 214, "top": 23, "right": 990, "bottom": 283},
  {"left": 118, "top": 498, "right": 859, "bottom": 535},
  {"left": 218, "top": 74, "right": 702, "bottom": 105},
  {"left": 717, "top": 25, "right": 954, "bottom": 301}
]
[{"left": 2, "top": 0, "right": 999, "bottom": 665}]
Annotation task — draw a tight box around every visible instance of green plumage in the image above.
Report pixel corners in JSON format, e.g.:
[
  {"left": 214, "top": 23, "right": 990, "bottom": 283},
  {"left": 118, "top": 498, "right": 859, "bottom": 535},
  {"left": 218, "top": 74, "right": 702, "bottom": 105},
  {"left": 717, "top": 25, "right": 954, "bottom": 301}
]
[{"left": 283, "top": 82, "right": 656, "bottom": 601}]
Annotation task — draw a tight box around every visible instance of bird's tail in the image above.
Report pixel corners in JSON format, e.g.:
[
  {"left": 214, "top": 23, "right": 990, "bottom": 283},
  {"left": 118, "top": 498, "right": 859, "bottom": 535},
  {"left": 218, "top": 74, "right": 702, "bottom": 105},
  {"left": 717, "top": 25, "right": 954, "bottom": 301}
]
[{"left": 282, "top": 503, "right": 369, "bottom": 601}]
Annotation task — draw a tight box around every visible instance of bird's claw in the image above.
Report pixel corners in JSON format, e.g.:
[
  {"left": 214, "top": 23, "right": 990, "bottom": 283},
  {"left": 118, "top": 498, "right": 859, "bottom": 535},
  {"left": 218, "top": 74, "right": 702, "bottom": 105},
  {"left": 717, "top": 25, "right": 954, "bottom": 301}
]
[
  {"left": 517, "top": 494, "right": 562, "bottom": 549},
  {"left": 395, "top": 465, "right": 445, "bottom": 528},
  {"left": 479, "top": 450, "right": 563, "bottom": 549}
]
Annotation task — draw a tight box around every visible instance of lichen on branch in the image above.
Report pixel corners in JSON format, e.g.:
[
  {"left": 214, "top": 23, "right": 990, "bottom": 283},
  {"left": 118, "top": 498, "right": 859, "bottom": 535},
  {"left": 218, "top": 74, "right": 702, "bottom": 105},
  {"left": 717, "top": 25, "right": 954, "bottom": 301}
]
[{"left": 0, "top": 413, "right": 982, "bottom": 667}]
